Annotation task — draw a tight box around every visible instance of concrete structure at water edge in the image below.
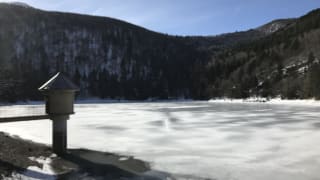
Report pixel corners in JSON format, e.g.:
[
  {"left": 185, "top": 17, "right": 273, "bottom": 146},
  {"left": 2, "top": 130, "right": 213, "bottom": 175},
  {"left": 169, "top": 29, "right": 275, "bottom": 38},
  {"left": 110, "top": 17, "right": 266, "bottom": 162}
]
[
  {"left": 0, "top": 72, "right": 79, "bottom": 156},
  {"left": 39, "top": 72, "right": 79, "bottom": 155}
]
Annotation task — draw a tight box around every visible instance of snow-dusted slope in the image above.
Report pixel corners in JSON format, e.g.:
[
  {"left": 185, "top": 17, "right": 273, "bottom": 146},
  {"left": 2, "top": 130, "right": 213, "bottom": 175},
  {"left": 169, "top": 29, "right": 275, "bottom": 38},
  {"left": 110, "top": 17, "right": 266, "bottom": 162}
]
[{"left": 256, "top": 19, "right": 295, "bottom": 34}]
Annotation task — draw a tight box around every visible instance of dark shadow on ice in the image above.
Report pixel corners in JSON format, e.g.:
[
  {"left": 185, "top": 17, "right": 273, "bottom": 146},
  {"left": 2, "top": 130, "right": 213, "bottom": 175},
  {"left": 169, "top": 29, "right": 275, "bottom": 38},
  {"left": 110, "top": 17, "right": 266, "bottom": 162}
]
[
  {"left": 61, "top": 148, "right": 176, "bottom": 180},
  {"left": 61, "top": 149, "right": 214, "bottom": 180},
  {"left": 312, "top": 122, "right": 320, "bottom": 128},
  {"left": 62, "top": 149, "right": 148, "bottom": 178}
]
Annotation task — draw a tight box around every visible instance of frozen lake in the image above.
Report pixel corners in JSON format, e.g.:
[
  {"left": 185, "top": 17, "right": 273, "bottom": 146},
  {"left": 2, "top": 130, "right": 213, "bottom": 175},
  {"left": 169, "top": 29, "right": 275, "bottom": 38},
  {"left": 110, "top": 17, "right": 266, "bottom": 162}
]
[{"left": 1, "top": 101, "right": 320, "bottom": 180}]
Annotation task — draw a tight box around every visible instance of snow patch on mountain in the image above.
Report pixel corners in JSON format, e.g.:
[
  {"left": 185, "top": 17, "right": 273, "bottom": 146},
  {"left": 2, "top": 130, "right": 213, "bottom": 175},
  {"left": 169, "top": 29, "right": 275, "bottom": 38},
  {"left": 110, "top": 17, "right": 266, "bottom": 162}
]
[{"left": 256, "top": 19, "right": 295, "bottom": 34}]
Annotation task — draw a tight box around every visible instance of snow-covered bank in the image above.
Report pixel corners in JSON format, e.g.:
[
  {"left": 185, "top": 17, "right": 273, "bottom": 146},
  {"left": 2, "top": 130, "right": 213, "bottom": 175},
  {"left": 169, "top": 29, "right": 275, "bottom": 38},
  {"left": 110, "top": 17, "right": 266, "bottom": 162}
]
[
  {"left": 75, "top": 98, "right": 193, "bottom": 104},
  {"left": 2, "top": 97, "right": 320, "bottom": 107},
  {"left": 0, "top": 132, "right": 172, "bottom": 180},
  {"left": 209, "top": 98, "right": 320, "bottom": 106}
]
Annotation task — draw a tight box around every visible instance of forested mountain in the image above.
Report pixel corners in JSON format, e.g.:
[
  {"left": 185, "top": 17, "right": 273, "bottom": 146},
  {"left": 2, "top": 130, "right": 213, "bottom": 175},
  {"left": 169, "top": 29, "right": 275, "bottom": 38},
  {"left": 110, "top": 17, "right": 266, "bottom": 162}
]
[
  {"left": 204, "top": 9, "right": 320, "bottom": 99},
  {"left": 0, "top": 3, "right": 206, "bottom": 101},
  {"left": 0, "top": 3, "right": 319, "bottom": 102}
]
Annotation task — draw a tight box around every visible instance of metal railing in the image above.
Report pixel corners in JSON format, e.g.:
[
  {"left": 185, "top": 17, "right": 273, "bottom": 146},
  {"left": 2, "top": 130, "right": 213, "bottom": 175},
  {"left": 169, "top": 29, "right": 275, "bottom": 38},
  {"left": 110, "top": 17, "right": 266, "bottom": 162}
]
[{"left": 0, "top": 104, "right": 49, "bottom": 123}]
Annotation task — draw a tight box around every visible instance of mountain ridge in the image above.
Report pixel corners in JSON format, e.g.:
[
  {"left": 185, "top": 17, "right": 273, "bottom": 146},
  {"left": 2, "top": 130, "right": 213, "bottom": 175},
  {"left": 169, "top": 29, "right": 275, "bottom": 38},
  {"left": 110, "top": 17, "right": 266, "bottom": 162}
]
[{"left": 0, "top": 3, "right": 319, "bottom": 101}]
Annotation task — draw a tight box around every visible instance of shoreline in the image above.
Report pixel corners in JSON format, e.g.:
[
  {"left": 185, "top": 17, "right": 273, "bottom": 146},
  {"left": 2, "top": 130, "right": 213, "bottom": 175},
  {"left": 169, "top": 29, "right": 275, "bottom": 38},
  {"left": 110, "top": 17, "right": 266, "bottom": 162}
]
[
  {"left": 208, "top": 97, "right": 320, "bottom": 106},
  {"left": 0, "top": 98, "right": 194, "bottom": 106},
  {"left": 1, "top": 98, "right": 319, "bottom": 106}
]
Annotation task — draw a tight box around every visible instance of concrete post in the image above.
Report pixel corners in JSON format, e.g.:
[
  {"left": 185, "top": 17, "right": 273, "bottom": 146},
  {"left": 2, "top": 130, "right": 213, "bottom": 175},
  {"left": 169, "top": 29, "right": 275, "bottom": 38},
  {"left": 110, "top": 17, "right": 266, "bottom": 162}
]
[{"left": 51, "top": 115, "right": 69, "bottom": 155}]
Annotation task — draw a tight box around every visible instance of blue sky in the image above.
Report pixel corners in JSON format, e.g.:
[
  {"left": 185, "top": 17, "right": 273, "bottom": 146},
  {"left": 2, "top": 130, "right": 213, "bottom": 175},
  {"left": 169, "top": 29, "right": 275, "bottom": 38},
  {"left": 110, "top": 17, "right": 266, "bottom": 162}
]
[{"left": 1, "top": 0, "right": 320, "bottom": 36}]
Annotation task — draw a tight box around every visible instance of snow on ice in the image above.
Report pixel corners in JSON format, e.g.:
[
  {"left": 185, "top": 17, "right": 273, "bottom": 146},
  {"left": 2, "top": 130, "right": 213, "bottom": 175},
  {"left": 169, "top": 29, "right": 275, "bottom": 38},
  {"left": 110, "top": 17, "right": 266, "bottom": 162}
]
[{"left": 1, "top": 101, "right": 320, "bottom": 180}]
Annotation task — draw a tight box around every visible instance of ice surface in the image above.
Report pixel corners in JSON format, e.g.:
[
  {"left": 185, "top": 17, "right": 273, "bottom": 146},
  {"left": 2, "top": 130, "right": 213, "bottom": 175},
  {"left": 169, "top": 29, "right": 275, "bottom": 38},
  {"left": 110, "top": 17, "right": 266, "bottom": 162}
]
[{"left": 1, "top": 101, "right": 320, "bottom": 180}]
